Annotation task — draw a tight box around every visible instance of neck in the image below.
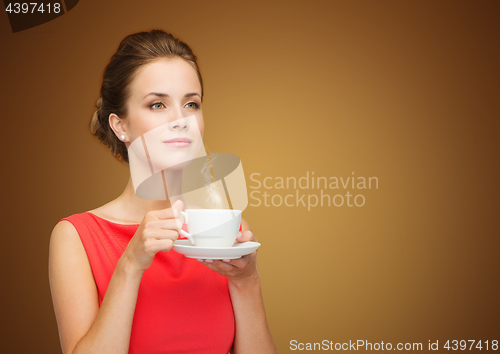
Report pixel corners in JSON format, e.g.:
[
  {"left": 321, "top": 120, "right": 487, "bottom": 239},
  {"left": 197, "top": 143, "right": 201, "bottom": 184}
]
[{"left": 115, "top": 171, "right": 186, "bottom": 223}]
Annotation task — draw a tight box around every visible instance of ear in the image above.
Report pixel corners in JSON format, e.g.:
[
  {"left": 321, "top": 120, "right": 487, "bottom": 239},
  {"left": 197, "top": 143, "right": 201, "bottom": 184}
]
[{"left": 109, "top": 113, "right": 129, "bottom": 142}]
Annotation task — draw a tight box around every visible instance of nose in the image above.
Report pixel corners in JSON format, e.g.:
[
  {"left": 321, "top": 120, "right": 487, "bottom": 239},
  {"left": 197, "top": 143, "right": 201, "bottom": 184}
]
[{"left": 168, "top": 116, "right": 189, "bottom": 131}]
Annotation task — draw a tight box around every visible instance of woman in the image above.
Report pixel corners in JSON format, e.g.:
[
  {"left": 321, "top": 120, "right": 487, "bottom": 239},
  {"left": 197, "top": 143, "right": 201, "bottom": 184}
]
[{"left": 49, "top": 29, "right": 276, "bottom": 354}]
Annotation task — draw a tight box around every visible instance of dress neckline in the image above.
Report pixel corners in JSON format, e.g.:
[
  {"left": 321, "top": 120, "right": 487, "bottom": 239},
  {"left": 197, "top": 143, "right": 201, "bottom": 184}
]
[{"left": 85, "top": 212, "right": 141, "bottom": 226}]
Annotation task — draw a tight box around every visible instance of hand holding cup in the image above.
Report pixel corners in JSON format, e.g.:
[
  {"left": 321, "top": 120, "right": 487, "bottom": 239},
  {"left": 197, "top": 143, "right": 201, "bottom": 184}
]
[{"left": 121, "top": 200, "right": 185, "bottom": 272}]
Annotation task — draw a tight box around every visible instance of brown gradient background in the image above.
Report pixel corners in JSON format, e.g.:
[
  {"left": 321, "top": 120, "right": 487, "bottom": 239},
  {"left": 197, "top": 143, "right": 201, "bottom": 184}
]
[{"left": 1, "top": 0, "right": 499, "bottom": 353}]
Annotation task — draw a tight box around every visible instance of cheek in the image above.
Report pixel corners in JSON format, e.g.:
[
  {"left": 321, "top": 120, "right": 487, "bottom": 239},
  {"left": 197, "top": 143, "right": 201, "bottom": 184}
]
[
  {"left": 198, "top": 117, "right": 205, "bottom": 137},
  {"left": 131, "top": 121, "right": 162, "bottom": 141}
]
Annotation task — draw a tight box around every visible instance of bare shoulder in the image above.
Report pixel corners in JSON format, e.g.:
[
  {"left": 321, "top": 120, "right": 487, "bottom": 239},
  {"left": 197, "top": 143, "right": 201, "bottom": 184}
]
[
  {"left": 49, "top": 219, "right": 92, "bottom": 285},
  {"left": 49, "top": 220, "right": 81, "bottom": 253},
  {"left": 51, "top": 219, "right": 78, "bottom": 235},
  {"left": 49, "top": 220, "right": 99, "bottom": 353},
  {"left": 49, "top": 217, "right": 96, "bottom": 276}
]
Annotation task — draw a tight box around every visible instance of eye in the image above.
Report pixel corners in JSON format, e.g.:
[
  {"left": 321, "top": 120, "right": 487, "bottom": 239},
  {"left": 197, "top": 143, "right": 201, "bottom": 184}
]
[
  {"left": 150, "top": 102, "right": 165, "bottom": 110},
  {"left": 185, "top": 102, "right": 200, "bottom": 109}
]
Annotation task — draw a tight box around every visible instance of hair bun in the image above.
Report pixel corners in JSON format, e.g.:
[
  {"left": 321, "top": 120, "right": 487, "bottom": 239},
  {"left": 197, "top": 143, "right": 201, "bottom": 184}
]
[
  {"left": 90, "top": 109, "right": 101, "bottom": 135},
  {"left": 96, "top": 97, "right": 103, "bottom": 109}
]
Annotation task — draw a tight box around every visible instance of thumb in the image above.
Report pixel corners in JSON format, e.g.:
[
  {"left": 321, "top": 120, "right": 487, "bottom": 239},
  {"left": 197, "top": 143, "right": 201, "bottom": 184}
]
[
  {"left": 236, "top": 230, "right": 255, "bottom": 242},
  {"left": 171, "top": 200, "right": 184, "bottom": 229},
  {"left": 172, "top": 199, "right": 183, "bottom": 210},
  {"left": 171, "top": 199, "right": 184, "bottom": 218}
]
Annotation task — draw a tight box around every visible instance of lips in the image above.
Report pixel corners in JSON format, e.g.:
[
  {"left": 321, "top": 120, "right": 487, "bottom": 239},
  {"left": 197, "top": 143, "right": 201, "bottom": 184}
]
[{"left": 164, "top": 137, "right": 192, "bottom": 148}]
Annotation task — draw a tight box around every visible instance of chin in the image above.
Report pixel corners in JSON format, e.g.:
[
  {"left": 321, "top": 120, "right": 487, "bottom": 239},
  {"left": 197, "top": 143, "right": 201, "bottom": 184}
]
[{"left": 163, "top": 160, "right": 193, "bottom": 171}]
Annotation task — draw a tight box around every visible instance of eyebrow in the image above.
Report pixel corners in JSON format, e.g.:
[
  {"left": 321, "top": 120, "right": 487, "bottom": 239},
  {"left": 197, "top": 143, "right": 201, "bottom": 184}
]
[{"left": 143, "top": 92, "right": 201, "bottom": 100}]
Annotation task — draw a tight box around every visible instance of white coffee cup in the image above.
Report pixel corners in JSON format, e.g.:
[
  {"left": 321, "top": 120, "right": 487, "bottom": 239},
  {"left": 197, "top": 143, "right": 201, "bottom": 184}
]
[{"left": 178, "top": 209, "right": 242, "bottom": 247}]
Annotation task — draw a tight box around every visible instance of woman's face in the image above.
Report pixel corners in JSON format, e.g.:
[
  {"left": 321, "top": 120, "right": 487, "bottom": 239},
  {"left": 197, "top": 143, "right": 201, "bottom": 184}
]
[{"left": 119, "top": 58, "right": 204, "bottom": 170}]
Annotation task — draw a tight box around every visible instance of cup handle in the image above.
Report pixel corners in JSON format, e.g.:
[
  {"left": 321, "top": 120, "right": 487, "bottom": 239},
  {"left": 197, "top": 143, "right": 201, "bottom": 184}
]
[{"left": 178, "top": 211, "right": 194, "bottom": 245}]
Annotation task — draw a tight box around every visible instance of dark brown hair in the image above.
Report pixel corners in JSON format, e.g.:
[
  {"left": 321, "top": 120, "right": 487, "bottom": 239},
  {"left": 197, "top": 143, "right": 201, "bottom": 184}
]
[{"left": 90, "top": 29, "right": 203, "bottom": 164}]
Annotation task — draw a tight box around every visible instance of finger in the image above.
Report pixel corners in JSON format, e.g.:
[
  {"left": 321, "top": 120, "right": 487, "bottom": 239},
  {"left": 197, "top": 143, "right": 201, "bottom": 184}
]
[
  {"left": 236, "top": 230, "right": 257, "bottom": 242},
  {"left": 171, "top": 200, "right": 184, "bottom": 223},
  {"left": 152, "top": 238, "right": 174, "bottom": 252},
  {"left": 144, "top": 238, "right": 174, "bottom": 254},
  {"left": 148, "top": 219, "right": 184, "bottom": 232},
  {"left": 144, "top": 227, "right": 179, "bottom": 240},
  {"left": 153, "top": 200, "right": 184, "bottom": 220},
  {"left": 209, "top": 259, "right": 236, "bottom": 273},
  {"left": 149, "top": 208, "right": 175, "bottom": 220},
  {"left": 173, "top": 212, "right": 185, "bottom": 229},
  {"left": 198, "top": 261, "right": 226, "bottom": 276},
  {"left": 171, "top": 201, "right": 185, "bottom": 227},
  {"left": 221, "top": 254, "right": 250, "bottom": 269}
]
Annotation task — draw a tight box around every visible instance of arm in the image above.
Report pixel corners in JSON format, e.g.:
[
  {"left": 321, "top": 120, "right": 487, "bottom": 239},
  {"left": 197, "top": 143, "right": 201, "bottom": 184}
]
[
  {"left": 49, "top": 220, "right": 144, "bottom": 354},
  {"left": 201, "top": 218, "right": 277, "bottom": 354},
  {"left": 49, "top": 201, "right": 185, "bottom": 354}
]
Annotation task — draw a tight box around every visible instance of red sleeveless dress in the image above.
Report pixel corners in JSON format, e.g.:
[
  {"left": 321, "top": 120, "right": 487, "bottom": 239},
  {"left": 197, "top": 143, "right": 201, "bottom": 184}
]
[{"left": 59, "top": 212, "right": 241, "bottom": 354}]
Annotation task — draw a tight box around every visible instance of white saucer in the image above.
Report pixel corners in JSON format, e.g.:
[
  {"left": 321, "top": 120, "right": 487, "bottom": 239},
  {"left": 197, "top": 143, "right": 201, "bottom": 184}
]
[{"left": 172, "top": 240, "right": 261, "bottom": 259}]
